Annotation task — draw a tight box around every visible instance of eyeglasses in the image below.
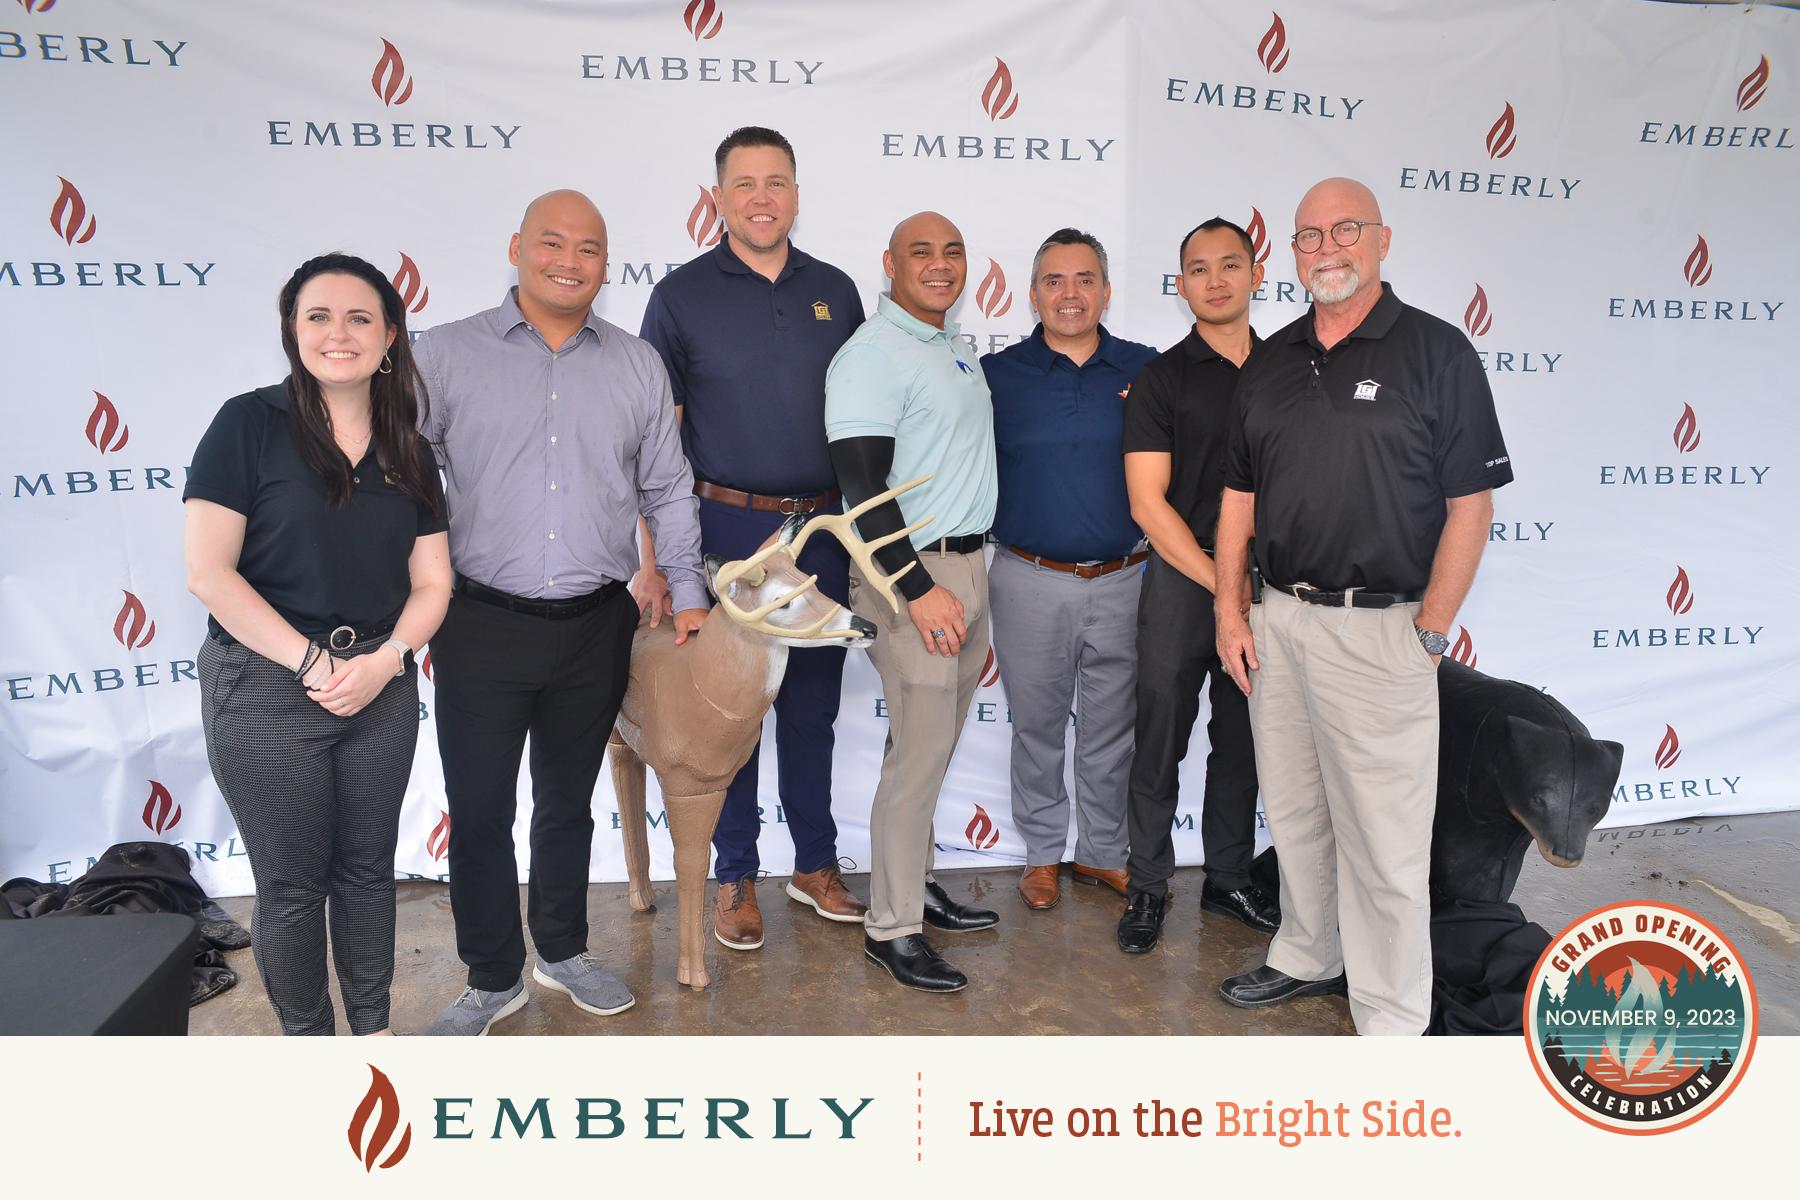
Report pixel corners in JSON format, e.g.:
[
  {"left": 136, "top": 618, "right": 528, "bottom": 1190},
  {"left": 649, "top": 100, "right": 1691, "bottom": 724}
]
[{"left": 1291, "top": 220, "right": 1381, "bottom": 254}]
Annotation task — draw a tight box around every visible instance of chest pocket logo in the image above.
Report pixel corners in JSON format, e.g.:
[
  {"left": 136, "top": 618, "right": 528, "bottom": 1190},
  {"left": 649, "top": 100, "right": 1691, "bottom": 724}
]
[
  {"left": 811, "top": 300, "right": 832, "bottom": 320},
  {"left": 1353, "top": 379, "right": 1381, "bottom": 402}
]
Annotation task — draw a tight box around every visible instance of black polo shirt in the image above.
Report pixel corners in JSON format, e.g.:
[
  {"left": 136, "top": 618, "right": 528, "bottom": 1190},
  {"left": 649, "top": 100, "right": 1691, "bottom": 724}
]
[
  {"left": 1223, "top": 283, "right": 1513, "bottom": 593},
  {"left": 1122, "top": 326, "right": 1259, "bottom": 551},
  {"left": 183, "top": 381, "right": 448, "bottom": 637},
  {"left": 639, "top": 236, "right": 865, "bottom": 495}
]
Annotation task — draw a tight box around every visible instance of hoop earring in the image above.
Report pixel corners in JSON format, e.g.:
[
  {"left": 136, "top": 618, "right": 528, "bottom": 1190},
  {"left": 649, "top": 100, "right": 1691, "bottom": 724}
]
[{"left": 378, "top": 352, "right": 394, "bottom": 375}]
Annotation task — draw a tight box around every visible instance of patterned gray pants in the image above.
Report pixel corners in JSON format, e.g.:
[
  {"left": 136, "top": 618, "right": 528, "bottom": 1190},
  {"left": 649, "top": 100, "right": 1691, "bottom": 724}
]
[{"left": 198, "top": 637, "right": 418, "bottom": 1035}]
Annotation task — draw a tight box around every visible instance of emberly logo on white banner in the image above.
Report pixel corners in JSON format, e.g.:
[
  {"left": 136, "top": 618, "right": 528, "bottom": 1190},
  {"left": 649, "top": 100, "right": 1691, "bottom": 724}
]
[
  {"left": 1607, "top": 235, "right": 1783, "bottom": 322},
  {"left": 268, "top": 37, "right": 521, "bottom": 150},
  {"left": 1399, "top": 100, "right": 1580, "bottom": 201},
  {"left": 1164, "top": 13, "right": 1365, "bottom": 121},
  {"left": 1597, "top": 403, "right": 1771, "bottom": 488},
  {"left": 1638, "top": 54, "right": 1793, "bottom": 151},
  {"left": 885, "top": 56, "right": 1117, "bottom": 162}
]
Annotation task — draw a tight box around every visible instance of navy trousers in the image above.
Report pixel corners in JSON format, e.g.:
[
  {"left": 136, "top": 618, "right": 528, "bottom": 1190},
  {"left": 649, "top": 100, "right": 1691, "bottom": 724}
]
[{"left": 697, "top": 496, "right": 848, "bottom": 881}]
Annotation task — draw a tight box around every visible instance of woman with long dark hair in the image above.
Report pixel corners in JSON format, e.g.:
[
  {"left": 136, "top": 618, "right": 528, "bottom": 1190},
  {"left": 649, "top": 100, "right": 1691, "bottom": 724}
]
[{"left": 183, "top": 253, "right": 451, "bottom": 1035}]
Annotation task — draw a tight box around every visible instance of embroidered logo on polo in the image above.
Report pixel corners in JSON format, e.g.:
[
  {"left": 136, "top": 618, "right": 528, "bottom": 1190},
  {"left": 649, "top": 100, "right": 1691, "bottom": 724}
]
[
  {"left": 1353, "top": 379, "right": 1381, "bottom": 401},
  {"left": 955, "top": 359, "right": 975, "bottom": 375},
  {"left": 811, "top": 300, "right": 832, "bottom": 320}
]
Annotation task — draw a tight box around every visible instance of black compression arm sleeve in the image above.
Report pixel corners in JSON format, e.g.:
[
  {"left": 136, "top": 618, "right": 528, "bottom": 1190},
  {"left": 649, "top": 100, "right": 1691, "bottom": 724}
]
[{"left": 829, "top": 435, "right": 934, "bottom": 603}]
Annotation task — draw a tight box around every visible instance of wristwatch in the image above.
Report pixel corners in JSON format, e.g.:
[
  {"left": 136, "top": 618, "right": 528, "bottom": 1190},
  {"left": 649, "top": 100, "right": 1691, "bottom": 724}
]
[
  {"left": 383, "top": 638, "right": 414, "bottom": 677},
  {"left": 1415, "top": 625, "right": 1450, "bottom": 656}
]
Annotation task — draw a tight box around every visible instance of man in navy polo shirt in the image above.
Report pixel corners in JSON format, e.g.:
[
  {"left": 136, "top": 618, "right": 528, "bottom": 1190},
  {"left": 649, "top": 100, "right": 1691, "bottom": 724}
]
[
  {"left": 982, "top": 229, "right": 1157, "bottom": 913},
  {"left": 637, "top": 127, "right": 868, "bottom": 953},
  {"left": 1215, "top": 178, "right": 1512, "bottom": 1034}
]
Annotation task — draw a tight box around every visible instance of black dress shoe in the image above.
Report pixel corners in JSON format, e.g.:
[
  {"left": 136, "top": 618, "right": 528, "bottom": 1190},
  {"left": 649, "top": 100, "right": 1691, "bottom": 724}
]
[
  {"left": 1201, "top": 881, "right": 1281, "bottom": 935},
  {"left": 922, "top": 879, "right": 999, "bottom": 932},
  {"left": 864, "top": 934, "right": 968, "bottom": 992},
  {"left": 1116, "top": 892, "right": 1167, "bottom": 954},
  {"left": 1219, "top": 964, "right": 1347, "bottom": 1009}
]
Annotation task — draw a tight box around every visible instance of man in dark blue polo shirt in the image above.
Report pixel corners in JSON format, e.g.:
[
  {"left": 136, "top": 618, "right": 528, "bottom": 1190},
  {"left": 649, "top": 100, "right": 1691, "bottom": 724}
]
[
  {"left": 637, "top": 126, "right": 867, "bottom": 953},
  {"left": 983, "top": 229, "right": 1157, "bottom": 913}
]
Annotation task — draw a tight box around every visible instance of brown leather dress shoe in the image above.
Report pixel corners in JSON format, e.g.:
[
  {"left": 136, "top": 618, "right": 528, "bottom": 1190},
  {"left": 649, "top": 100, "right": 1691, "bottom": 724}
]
[
  {"left": 714, "top": 879, "right": 764, "bottom": 950},
  {"left": 1018, "top": 864, "right": 1062, "bottom": 910},
  {"left": 785, "top": 867, "right": 868, "bottom": 923},
  {"left": 1072, "top": 863, "right": 1130, "bottom": 898}
]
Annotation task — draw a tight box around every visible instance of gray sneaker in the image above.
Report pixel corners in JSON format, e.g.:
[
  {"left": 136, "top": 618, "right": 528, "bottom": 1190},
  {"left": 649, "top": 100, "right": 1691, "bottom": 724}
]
[
  {"left": 423, "top": 981, "right": 528, "bottom": 1036},
  {"left": 532, "top": 952, "right": 636, "bottom": 1016}
]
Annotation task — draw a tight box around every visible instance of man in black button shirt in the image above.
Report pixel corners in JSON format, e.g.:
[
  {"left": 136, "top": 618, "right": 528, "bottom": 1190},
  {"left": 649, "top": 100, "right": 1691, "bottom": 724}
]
[
  {"left": 1116, "top": 218, "right": 1275, "bottom": 955},
  {"left": 1215, "top": 178, "right": 1513, "bottom": 1034}
]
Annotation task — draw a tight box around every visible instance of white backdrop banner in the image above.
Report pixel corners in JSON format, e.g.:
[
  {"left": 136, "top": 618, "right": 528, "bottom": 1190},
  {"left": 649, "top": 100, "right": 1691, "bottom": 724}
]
[{"left": 3, "top": 0, "right": 1795, "bottom": 897}]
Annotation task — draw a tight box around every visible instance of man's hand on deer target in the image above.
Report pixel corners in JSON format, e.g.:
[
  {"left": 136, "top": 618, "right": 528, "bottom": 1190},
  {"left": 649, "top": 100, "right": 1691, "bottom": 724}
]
[
  {"left": 908, "top": 584, "right": 966, "bottom": 657},
  {"left": 673, "top": 606, "right": 709, "bottom": 645},
  {"left": 630, "top": 566, "right": 673, "bottom": 627}
]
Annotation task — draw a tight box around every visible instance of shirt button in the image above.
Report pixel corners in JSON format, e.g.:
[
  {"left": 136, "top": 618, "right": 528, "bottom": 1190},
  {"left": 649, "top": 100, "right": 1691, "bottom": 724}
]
[
  {"left": 551, "top": 392, "right": 558, "bottom": 400},
  {"left": 550, "top": 435, "right": 558, "bottom": 444},
  {"left": 548, "top": 532, "right": 556, "bottom": 540},
  {"left": 549, "top": 482, "right": 557, "bottom": 491},
  {"left": 548, "top": 578, "right": 556, "bottom": 588}
]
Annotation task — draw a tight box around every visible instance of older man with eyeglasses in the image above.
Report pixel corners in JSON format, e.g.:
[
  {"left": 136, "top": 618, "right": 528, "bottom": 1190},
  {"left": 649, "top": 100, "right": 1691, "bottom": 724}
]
[{"left": 1212, "top": 177, "right": 1514, "bottom": 1034}]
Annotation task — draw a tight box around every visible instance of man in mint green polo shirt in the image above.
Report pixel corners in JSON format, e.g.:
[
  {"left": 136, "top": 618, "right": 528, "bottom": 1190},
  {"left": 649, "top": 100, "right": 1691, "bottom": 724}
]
[{"left": 825, "top": 210, "right": 998, "bottom": 994}]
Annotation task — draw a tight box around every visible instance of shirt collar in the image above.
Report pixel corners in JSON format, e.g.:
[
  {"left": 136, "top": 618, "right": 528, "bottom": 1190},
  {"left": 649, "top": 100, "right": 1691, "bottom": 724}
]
[
  {"left": 713, "top": 235, "right": 812, "bottom": 284},
  {"left": 1018, "top": 324, "right": 1125, "bottom": 371},
  {"left": 877, "top": 293, "right": 958, "bottom": 341},
  {"left": 1289, "top": 281, "right": 1403, "bottom": 345},
  {"left": 498, "top": 286, "right": 607, "bottom": 345},
  {"left": 1181, "top": 325, "right": 1261, "bottom": 364},
  {"left": 259, "top": 380, "right": 292, "bottom": 411}
]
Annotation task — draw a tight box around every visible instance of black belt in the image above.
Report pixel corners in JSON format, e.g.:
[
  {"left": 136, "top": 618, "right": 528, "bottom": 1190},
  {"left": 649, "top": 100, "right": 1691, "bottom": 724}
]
[
  {"left": 209, "top": 621, "right": 394, "bottom": 651},
  {"left": 1268, "top": 581, "right": 1426, "bottom": 609},
  {"left": 455, "top": 574, "right": 623, "bottom": 619},
  {"left": 919, "top": 534, "right": 987, "bottom": 555}
]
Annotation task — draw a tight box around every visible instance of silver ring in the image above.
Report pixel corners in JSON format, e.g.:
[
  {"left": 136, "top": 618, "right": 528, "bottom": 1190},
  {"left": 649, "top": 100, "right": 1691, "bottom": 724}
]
[{"left": 931, "top": 629, "right": 946, "bottom": 639}]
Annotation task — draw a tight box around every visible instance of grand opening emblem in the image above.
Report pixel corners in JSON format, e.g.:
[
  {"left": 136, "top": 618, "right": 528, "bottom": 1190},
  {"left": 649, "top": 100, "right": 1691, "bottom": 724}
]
[{"left": 1525, "top": 901, "right": 1756, "bottom": 1134}]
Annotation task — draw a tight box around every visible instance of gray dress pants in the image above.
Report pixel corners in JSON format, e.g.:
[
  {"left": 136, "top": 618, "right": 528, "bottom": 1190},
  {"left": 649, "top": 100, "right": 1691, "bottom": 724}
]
[{"left": 988, "top": 550, "right": 1140, "bottom": 869}]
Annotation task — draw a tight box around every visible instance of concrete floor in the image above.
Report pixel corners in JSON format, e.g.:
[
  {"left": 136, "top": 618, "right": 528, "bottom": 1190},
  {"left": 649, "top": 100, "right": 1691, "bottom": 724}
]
[{"left": 189, "top": 810, "right": 1800, "bottom": 1036}]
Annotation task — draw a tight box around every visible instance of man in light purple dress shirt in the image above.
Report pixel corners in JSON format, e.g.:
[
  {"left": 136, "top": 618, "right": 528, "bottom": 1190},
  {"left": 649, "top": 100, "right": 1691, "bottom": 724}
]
[{"left": 414, "top": 190, "right": 707, "bottom": 1035}]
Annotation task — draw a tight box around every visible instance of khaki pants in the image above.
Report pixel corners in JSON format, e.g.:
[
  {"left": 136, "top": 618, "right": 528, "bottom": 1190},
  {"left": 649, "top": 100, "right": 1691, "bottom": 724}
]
[
  {"left": 850, "top": 549, "right": 991, "bottom": 941},
  {"left": 1247, "top": 587, "right": 1439, "bottom": 1035}
]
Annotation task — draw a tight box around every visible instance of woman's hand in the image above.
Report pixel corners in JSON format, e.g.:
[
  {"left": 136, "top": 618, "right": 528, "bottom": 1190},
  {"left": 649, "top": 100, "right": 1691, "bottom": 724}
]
[{"left": 310, "top": 650, "right": 397, "bottom": 718}]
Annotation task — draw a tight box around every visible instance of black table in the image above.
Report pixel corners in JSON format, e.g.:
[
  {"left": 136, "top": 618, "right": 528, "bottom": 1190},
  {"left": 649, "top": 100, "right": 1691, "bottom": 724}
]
[{"left": 0, "top": 912, "right": 195, "bottom": 1034}]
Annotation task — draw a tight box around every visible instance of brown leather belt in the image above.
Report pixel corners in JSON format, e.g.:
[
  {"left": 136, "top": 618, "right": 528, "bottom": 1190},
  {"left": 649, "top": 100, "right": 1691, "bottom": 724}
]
[
  {"left": 1005, "top": 545, "right": 1149, "bottom": 579},
  {"left": 694, "top": 480, "right": 840, "bottom": 514}
]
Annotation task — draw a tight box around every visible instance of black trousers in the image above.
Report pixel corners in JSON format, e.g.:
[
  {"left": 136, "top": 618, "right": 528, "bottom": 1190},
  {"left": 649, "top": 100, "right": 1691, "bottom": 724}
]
[
  {"left": 198, "top": 637, "right": 418, "bottom": 1035},
  {"left": 431, "top": 586, "right": 635, "bottom": 992},
  {"left": 1125, "top": 554, "right": 1260, "bottom": 896}
]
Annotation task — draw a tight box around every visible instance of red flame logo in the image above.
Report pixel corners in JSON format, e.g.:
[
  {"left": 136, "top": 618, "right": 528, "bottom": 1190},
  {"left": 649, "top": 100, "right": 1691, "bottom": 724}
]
[
  {"left": 1672, "top": 403, "right": 1701, "bottom": 454},
  {"left": 420, "top": 646, "right": 434, "bottom": 682},
  {"left": 686, "top": 185, "right": 723, "bottom": 248},
  {"left": 1484, "top": 102, "right": 1518, "bottom": 159},
  {"left": 1245, "top": 207, "right": 1271, "bottom": 265},
  {"left": 1736, "top": 55, "right": 1770, "bottom": 112},
  {"left": 18, "top": 1, "right": 56, "bottom": 15},
  {"left": 1665, "top": 566, "right": 1694, "bottom": 615},
  {"left": 371, "top": 38, "right": 414, "bottom": 107},
  {"left": 141, "top": 781, "right": 182, "bottom": 834},
  {"left": 1257, "top": 13, "right": 1290, "bottom": 73},
  {"left": 348, "top": 1064, "right": 412, "bottom": 1172},
  {"left": 981, "top": 57, "right": 1020, "bottom": 120},
  {"left": 1449, "top": 626, "right": 1477, "bottom": 668},
  {"left": 1654, "top": 724, "right": 1682, "bottom": 770},
  {"left": 965, "top": 804, "right": 1000, "bottom": 851},
  {"left": 976, "top": 259, "right": 1013, "bottom": 320},
  {"left": 391, "top": 252, "right": 430, "bottom": 315},
  {"left": 426, "top": 810, "right": 451, "bottom": 862},
  {"left": 85, "top": 391, "right": 130, "bottom": 453},
  {"left": 113, "top": 590, "right": 156, "bottom": 650},
  {"left": 1683, "top": 235, "right": 1713, "bottom": 287},
  {"left": 50, "top": 176, "right": 97, "bottom": 246},
  {"left": 683, "top": 0, "right": 723, "bottom": 40},
  {"left": 1463, "top": 284, "right": 1493, "bottom": 338},
  {"left": 979, "top": 645, "right": 1000, "bottom": 688}
]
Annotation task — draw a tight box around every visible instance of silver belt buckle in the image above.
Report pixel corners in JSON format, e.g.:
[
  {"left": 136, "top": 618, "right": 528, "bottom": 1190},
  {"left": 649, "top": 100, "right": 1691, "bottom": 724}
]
[{"left": 328, "top": 625, "right": 358, "bottom": 651}]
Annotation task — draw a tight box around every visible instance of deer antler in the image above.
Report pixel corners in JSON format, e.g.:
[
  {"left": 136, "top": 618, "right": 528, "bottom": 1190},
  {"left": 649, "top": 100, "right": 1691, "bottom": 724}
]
[{"left": 787, "top": 476, "right": 934, "bottom": 614}]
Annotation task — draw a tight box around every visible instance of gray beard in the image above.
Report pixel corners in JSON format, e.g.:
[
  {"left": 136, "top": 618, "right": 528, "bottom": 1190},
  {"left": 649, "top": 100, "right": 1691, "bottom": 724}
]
[{"left": 1308, "top": 262, "right": 1361, "bottom": 304}]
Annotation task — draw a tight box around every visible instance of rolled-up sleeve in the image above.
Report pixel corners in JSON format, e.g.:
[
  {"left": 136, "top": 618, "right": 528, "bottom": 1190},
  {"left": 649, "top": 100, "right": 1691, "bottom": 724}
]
[{"left": 635, "top": 361, "right": 707, "bottom": 611}]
